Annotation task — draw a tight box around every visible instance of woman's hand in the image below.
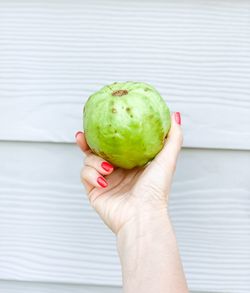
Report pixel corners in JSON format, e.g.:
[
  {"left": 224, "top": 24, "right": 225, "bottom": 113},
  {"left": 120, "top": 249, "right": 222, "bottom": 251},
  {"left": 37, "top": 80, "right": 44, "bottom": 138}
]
[
  {"left": 75, "top": 112, "right": 182, "bottom": 235},
  {"left": 76, "top": 112, "right": 188, "bottom": 293}
]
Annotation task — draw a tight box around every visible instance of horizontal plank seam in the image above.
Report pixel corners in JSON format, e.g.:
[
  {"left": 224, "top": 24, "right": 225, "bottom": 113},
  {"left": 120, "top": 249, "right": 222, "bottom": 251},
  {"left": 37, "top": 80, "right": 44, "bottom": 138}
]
[
  {"left": 0, "top": 279, "right": 222, "bottom": 293},
  {"left": 0, "top": 139, "right": 249, "bottom": 152},
  {"left": 0, "top": 278, "right": 122, "bottom": 288}
]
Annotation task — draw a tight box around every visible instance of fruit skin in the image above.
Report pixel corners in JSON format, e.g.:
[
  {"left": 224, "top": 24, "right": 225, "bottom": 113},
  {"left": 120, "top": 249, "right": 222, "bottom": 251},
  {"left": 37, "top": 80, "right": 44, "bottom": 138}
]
[{"left": 83, "top": 81, "right": 171, "bottom": 169}]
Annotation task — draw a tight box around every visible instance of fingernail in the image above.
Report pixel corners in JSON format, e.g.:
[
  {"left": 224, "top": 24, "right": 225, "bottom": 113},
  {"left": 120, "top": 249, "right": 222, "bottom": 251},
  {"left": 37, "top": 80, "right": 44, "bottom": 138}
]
[
  {"left": 75, "top": 131, "right": 83, "bottom": 139},
  {"left": 175, "top": 112, "right": 181, "bottom": 125},
  {"left": 97, "top": 176, "right": 108, "bottom": 188},
  {"left": 101, "top": 161, "right": 114, "bottom": 172}
]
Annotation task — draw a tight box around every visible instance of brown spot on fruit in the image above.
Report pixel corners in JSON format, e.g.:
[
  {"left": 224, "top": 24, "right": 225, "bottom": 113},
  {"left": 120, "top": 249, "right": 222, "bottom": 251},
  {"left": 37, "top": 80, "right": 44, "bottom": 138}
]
[
  {"left": 112, "top": 90, "right": 128, "bottom": 96},
  {"left": 112, "top": 108, "right": 117, "bottom": 113},
  {"left": 126, "top": 107, "right": 131, "bottom": 112}
]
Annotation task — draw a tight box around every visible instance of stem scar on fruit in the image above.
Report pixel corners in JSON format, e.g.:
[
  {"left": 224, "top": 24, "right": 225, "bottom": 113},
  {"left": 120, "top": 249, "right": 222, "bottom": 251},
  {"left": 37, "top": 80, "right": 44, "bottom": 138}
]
[{"left": 112, "top": 90, "right": 128, "bottom": 96}]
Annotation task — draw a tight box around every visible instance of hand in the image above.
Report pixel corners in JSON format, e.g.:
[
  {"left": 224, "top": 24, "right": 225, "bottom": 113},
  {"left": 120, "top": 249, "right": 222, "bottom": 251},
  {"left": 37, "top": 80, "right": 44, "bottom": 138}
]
[
  {"left": 76, "top": 113, "right": 183, "bottom": 234},
  {"left": 76, "top": 112, "right": 187, "bottom": 293},
  {"left": 75, "top": 112, "right": 183, "bottom": 235}
]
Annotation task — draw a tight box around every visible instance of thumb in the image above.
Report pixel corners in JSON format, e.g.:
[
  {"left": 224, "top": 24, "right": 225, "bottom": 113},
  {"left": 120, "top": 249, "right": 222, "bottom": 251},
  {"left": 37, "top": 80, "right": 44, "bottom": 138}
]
[
  {"left": 154, "top": 112, "right": 183, "bottom": 173},
  {"left": 138, "top": 112, "right": 183, "bottom": 195}
]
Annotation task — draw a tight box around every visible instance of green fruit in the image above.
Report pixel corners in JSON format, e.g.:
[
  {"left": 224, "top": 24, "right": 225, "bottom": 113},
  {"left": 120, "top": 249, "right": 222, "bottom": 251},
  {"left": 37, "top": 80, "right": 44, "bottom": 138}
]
[{"left": 83, "top": 81, "right": 171, "bottom": 169}]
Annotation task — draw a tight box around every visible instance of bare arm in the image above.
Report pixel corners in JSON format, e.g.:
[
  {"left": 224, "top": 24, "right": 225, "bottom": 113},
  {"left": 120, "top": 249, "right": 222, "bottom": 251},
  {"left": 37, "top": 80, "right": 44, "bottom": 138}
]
[{"left": 117, "top": 214, "right": 188, "bottom": 293}]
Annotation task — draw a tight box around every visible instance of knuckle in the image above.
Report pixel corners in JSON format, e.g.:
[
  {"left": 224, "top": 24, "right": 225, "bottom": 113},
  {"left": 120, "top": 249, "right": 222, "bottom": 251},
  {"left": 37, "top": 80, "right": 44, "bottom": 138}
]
[
  {"left": 85, "top": 153, "right": 102, "bottom": 168},
  {"left": 84, "top": 157, "right": 95, "bottom": 168},
  {"left": 84, "top": 154, "right": 92, "bottom": 164},
  {"left": 80, "top": 167, "right": 87, "bottom": 180}
]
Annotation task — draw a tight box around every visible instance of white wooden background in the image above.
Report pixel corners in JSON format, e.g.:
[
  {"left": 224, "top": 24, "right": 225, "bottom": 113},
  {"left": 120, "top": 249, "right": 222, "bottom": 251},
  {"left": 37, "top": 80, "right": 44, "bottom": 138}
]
[{"left": 0, "top": 0, "right": 250, "bottom": 293}]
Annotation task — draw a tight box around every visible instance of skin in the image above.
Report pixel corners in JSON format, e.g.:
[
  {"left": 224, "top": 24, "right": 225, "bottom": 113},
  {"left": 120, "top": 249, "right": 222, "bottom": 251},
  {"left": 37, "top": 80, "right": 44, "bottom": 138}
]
[{"left": 76, "top": 113, "right": 189, "bottom": 293}]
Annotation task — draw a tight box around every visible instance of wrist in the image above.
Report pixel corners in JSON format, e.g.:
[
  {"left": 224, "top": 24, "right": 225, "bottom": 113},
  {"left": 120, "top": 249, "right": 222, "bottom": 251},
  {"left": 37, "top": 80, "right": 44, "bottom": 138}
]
[
  {"left": 117, "top": 207, "right": 173, "bottom": 261},
  {"left": 116, "top": 210, "right": 180, "bottom": 292}
]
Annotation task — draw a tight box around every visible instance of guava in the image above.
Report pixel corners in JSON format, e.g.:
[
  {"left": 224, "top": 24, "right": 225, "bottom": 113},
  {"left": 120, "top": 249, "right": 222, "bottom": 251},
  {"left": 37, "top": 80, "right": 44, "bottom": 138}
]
[{"left": 83, "top": 81, "right": 171, "bottom": 169}]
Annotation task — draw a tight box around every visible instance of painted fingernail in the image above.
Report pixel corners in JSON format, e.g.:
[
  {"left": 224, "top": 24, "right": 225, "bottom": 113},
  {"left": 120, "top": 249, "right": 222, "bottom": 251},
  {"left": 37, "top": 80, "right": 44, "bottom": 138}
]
[
  {"left": 175, "top": 112, "right": 181, "bottom": 125},
  {"left": 97, "top": 176, "right": 108, "bottom": 188},
  {"left": 101, "top": 161, "right": 114, "bottom": 172},
  {"left": 75, "top": 131, "right": 83, "bottom": 139}
]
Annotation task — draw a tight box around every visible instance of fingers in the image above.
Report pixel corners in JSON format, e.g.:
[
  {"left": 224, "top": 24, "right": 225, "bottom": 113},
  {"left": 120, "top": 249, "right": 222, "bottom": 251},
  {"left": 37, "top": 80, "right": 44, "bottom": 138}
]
[
  {"left": 80, "top": 152, "right": 115, "bottom": 194},
  {"left": 85, "top": 153, "right": 114, "bottom": 175},
  {"left": 75, "top": 131, "right": 91, "bottom": 154},
  {"left": 81, "top": 166, "right": 108, "bottom": 193},
  {"left": 75, "top": 131, "right": 114, "bottom": 175},
  {"left": 154, "top": 112, "right": 183, "bottom": 173},
  {"left": 75, "top": 131, "right": 116, "bottom": 194}
]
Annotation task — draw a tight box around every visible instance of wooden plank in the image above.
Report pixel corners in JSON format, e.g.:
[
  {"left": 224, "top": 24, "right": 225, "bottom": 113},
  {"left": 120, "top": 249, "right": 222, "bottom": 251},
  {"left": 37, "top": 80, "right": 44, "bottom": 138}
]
[
  {"left": 0, "top": 141, "right": 249, "bottom": 293},
  {"left": 0, "top": 0, "right": 250, "bottom": 149},
  {"left": 0, "top": 280, "right": 213, "bottom": 293},
  {"left": 0, "top": 281, "right": 121, "bottom": 293}
]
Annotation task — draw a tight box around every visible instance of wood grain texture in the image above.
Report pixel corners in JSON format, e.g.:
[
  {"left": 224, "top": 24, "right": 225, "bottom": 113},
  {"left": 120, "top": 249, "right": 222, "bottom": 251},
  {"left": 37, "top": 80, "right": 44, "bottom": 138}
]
[
  {"left": 0, "top": 0, "right": 250, "bottom": 149},
  {"left": 0, "top": 141, "right": 249, "bottom": 293}
]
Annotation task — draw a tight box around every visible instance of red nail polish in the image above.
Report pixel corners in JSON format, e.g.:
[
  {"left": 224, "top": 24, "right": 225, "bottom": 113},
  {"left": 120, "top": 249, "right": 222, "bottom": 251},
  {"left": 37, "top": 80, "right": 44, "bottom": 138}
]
[
  {"left": 175, "top": 112, "right": 181, "bottom": 125},
  {"left": 97, "top": 177, "right": 108, "bottom": 188},
  {"left": 101, "top": 161, "right": 114, "bottom": 172},
  {"left": 75, "top": 131, "right": 83, "bottom": 139}
]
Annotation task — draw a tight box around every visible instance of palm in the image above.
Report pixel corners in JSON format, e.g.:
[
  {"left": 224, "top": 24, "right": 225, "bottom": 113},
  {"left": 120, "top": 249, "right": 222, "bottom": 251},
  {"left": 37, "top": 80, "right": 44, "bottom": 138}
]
[
  {"left": 87, "top": 167, "right": 145, "bottom": 233},
  {"left": 87, "top": 162, "right": 169, "bottom": 234}
]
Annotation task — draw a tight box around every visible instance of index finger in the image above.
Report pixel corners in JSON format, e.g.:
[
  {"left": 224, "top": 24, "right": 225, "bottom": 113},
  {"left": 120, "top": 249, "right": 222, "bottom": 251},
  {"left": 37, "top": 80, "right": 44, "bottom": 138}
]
[{"left": 75, "top": 131, "right": 91, "bottom": 154}]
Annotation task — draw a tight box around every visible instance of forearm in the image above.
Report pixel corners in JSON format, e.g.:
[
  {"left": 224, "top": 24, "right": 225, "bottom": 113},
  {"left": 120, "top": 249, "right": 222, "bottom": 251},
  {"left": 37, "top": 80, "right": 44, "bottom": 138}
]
[{"left": 117, "top": 212, "right": 188, "bottom": 293}]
